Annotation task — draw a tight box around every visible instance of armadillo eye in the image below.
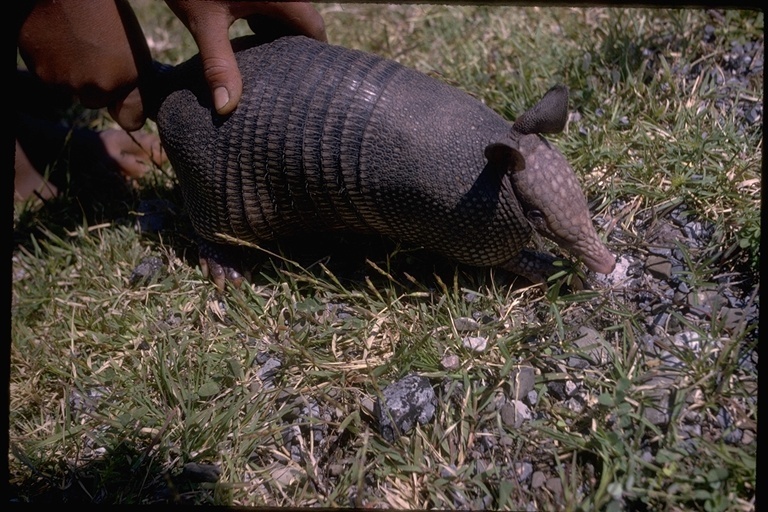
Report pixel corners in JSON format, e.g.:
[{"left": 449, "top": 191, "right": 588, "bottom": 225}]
[{"left": 527, "top": 209, "right": 547, "bottom": 230}]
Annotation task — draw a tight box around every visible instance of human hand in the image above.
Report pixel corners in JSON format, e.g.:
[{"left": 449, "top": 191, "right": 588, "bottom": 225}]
[
  {"left": 17, "top": 0, "right": 153, "bottom": 131},
  {"left": 164, "top": 1, "right": 326, "bottom": 116}
]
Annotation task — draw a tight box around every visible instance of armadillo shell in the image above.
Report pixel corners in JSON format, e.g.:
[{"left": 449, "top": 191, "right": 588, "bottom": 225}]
[{"left": 155, "top": 36, "right": 531, "bottom": 268}]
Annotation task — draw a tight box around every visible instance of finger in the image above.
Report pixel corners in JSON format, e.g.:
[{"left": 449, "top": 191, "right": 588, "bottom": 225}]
[
  {"left": 19, "top": 0, "right": 152, "bottom": 113},
  {"left": 188, "top": 15, "right": 243, "bottom": 115},
  {"left": 108, "top": 87, "right": 147, "bottom": 131},
  {"left": 195, "top": 32, "right": 243, "bottom": 115},
  {"left": 165, "top": 0, "right": 244, "bottom": 115},
  {"left": 246, "top": 2, "right": 327, "bottom": 42},
  {"left": 199, "top": 48, "right": 243, "bottom": 116}
]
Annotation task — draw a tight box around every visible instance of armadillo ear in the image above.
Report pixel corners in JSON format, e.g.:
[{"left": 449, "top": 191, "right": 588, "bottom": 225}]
[
  {"left": 485, "top": 142, "right": 525, "bottom": 172},
  {"left": 512, "top": 85, "right": 569, "bottom": 135}
]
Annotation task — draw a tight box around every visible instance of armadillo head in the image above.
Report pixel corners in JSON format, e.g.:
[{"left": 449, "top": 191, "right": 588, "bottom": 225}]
[{"left": 486, "top": 85, "right": 616, "bottom": 274}]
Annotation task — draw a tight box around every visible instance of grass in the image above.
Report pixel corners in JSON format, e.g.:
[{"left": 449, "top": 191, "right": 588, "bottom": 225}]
[{"left": 11, "top": 2, "right": 760, "bottom": 509}]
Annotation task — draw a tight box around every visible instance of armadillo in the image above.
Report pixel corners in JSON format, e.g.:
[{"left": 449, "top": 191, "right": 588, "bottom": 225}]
[{"left": 151, "top": 36, "right": 616, "bottom": 289}]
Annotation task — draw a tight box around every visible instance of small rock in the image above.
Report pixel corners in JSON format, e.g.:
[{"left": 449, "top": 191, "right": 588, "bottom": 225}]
[
  {"left": 463, "top": 336, "right": 488, "bottom": 352},
  {"left": 567, "top": 355, "right": 588, "bottom": 370},
  {"left": 478, "top": 496, "right": 495, "bottom": 509},
  {"left": 639, "top": 374, "right": 677, "bottom": 425},
  {"left": 569, "top": 326, "right": 609, "bottom": 367},
  {"left": 441, "top": 354, "right": 460, "bottom": 370},
  {"left": 509, "top": 366, "right": 536, "bottom": 400},
  {"left": 745, "top": 106, "right": 761, "bottom": 125},
  {"left": 472, "top": 312, "right": 496, "bottom": 324},
  {"left": 182, "top": 462, "right": 221, "bottom": 483},
  {"left": 255, "top": 350, "right": 271, "bottom": 364},
  {"left": 683, "top": 221, "right": 713, "bottom": 245},
  {"left": 271, "top": 464, "right": 302, "bottom": 486},
  {"left": 440, "top": 464, "right": 458, "bottom": 479},
  {"left": 531, "top": 471, "right": 547, "bottom": 489},
  {"left": 687, "top": 289, "right": 723, "bottom": 315},
  {"left": 479, "top": 431, "right": 497, "bottom": 451},
  {"left": 281, "top": 424, "right": 302, "bottom": 461},
  {"left": 648, "top": 245, "right": 673, "bottom": 258},
  {"left": 500, "top": 403, "right": 516, "bottom": 427},
  {"left": 295, "top": 398, "right": 327, "bottom": 444},
  {"left": 453, "top": 317, "right": 480, "bottom": 331},
  {"left": 450, "top": 487, "right": 470, "bottom": 509},
  {"left": 545, "top": 477, "right": 563, "bottom": 496},
  {"left": 254, "top": 356, "right": 282, "bottom": 389},
  {"left": 669, "top": 205, "right": 691, "bottom": 226},
  {"left": 594, "top": 254, "right": 633, "bottom": 287},
  {"left": 500, "top": 400, "right": 531, "bottom": 429},
  {"left": 129, "top": 256, "right": 164, "bottom": 286},
  {"left": 360, "top": 396, "right": 375, "bottom": 413},
  {"left": 564, "top": 397, "right": 584, "bottom": 414},
  {"left": 374, "top": 374, "right": 437, "bottom": 443},
  {"left": 500, "top": 435, "right": 515, "bottom": 446},
  {"left": 655, "top": 350, "right": 684, "bottom": 369},
  {"left": 703, "top": 24, "right": 715, "bottom": 42},
  {"left": 715, "top": 406, "right": 733, "bottom": 429},
  {"left": 513, "top": 461, "right": 533, "bottom": 482},
  {"left": 547, "top": 381, "right": 569, "bottom": 400},
  {"left": 723, "top": 429, "right": 743, "bottom": 445},
  {"left": 646, "top": 255, "right": 672, "bottom": 280},
  {"left": 70, "top": 387, "right": 109, "bottom": 416},
  {"left": 474, "top": 459, "right": 491, "bottom": 475},
  {"left": 671, "top": 246, "right": 686, "bottom": 262},
  {"left": 679, "top": 423, "right": 702, "bottom": 440},
  {"left": 154, "top": 312, "right": 182, "bottom": 331},
  {"left": 647, "top": 311, "right": 671, "bottom": 336},
  {"left": 673, "top": 331, "right": 704, "bottom": 354},
  {"left": 719, "top": 307, "right": 745, "bottom": 333}
]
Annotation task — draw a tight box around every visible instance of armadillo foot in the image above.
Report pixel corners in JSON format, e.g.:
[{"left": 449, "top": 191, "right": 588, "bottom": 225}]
[
  {"left": 503, "top": 249, "right": 584, "bottom": 290},
  {"left": 198, "top": 241, "right": 252, "bottom": 291}
]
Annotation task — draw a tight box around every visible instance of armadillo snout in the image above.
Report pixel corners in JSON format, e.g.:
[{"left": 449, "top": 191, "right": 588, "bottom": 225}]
[
  {"left": 511, "top": 135, "right": 615, "bottom": 275},
  {"left": 570, "top": 233, "right": 616, "bottom": 274},
  {"left": 540, "top": 202, "right": 616, "bottom": 275},
  {"left": 539, "top": 216, "right": 616, "bottom": 275}
]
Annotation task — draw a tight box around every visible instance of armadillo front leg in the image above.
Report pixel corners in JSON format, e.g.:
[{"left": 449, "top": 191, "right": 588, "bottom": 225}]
[
  {"left": 198, "top": 240, "right": 254, "bottom": 291},
  {"left": 502, "top": 249, "right": 573, "bottom": 287}
]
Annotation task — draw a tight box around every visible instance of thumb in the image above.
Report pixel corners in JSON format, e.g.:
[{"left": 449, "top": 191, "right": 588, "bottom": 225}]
[
  {"left": 194, "top": 27, "right": 243, "bottom": 116},
  {"left": 178, "top": 10, "right": 242, "bottom": 116}
]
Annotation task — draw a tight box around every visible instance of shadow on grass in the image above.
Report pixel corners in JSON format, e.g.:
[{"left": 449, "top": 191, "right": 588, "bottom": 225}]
[
  {"left": 9, "top": 440, "right": 216, "bottom": 505},
  {"left": 13, "top": 167, "right": 540, "bottom": 297}
]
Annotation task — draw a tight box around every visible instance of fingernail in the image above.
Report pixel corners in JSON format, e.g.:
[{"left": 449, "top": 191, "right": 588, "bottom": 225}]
[{"left": 214, "top": 86, "right": 229, "bottom": 112}]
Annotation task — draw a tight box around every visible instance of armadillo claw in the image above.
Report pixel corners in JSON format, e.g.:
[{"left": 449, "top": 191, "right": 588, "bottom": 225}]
[
  {"left": 503, "top": 249, "right": 584, "bottom": 291},
  {"left": 198, "top": 241, "right": 248, "bottom": 291},
  {"left": 503, "top": 249, "right": 557, "bottom": 284}
]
